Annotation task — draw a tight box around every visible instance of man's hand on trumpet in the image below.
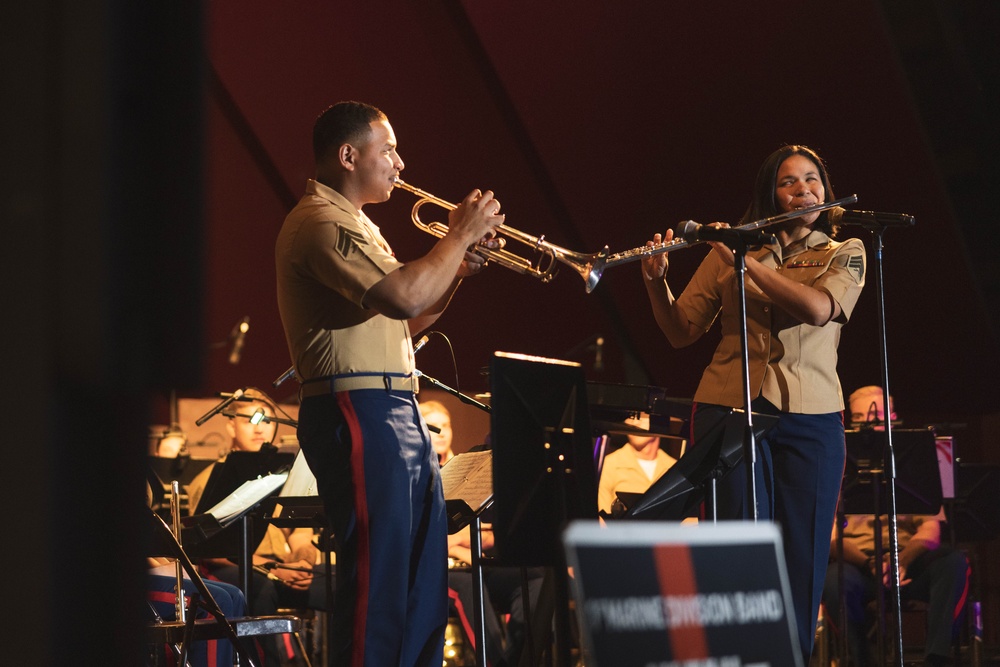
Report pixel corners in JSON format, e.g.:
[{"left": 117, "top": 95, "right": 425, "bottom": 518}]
[{"left": 449, "top": 189, "right": 505, "bottom": 277}]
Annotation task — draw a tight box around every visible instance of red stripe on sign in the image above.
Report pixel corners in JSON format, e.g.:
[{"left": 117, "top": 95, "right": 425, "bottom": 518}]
[
  {"left": 654, "top": 544, "right": 708, "bottom": 660},
  {"left": 337, "top": 392, "right": 370, "bottom": 667}
]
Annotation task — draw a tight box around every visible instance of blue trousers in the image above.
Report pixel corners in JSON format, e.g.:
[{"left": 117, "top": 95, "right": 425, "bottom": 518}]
[
  {"left": 298, "top": 389, "right": 448, "bottom": 667},
  {"left": 696, "top": 400, "right": 845, "bottom": 664}
]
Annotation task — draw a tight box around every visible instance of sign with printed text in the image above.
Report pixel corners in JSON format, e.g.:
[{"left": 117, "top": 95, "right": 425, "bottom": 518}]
[{"left": 564, "top": 521, "right": 802, "bottom": 667}]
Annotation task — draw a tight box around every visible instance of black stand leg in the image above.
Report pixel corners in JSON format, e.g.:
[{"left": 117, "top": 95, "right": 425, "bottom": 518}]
[
  {"left": 471, "top": 516, "right": 488, "bottom": 667},
  {"left": 552, "top": 553, "right": 572, "bottom": 667},
  {"left": 871, "top": 229, "right": 904, "bottom": 667},
  {"left": 731, "top": 242, "right": 758, "bottom": 521}
]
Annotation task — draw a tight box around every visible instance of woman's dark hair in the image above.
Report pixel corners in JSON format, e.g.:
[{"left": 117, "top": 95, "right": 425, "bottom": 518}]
[
  {"left": 740, "top": 144, "right": 839, "bottom": 237},
  {"left": 312, "top": 101, "right": 387, "bottom": 164}
]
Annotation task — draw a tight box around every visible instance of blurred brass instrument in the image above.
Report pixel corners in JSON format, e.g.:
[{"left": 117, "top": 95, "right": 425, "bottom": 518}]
[{"left": 393, "top": 178, "right": 609, "bottom": 292}]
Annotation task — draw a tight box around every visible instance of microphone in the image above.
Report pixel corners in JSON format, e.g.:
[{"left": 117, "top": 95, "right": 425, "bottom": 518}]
[
  {"left": 828, "top": 207, "right": 915, "bottom": 228},
  {"left": 413, "top": 335, "right": 430, "bottom": 354},
  {"left": 676, "top": 220, "right": 775, "bottom": 246},
  {"left": 228, "top": 316, "right": 250, "bottom": 365},
  {"left": 273, "top": 366, "right": 297, "bottom": 388},
  {"left": 195, "top": 388, "right": 244, "bottom": 426}
]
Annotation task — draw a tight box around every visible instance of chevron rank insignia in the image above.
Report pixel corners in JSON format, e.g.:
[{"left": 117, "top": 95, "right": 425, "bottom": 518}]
[
  {"left": 846, "top": 255, "right": 865, "bottom": 283},
  {"left": 832, "top": 253, "right": 865, "bottom": 284},
  {"left": 336, "top": 228, "right": 369, "bottom": 260}
]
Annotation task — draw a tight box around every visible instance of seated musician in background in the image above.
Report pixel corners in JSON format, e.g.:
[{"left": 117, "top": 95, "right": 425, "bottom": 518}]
[
  {"left": 188, "top": 387, "right": 326, "bottom": 666},
  {"left": 823, "top": 386, "right": 969, "bottom": 667},
  {"left": 597, "top": 412, "right": 678, "bottom": 516},
  {"left": 420, "top": 399, "right": 457, "bottom": 466}
]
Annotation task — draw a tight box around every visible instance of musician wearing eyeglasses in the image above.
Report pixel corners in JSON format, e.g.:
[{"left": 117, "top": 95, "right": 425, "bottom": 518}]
[
  {"left": 275, "top": 101, "right": 504, "bottom": 667},
  {"left": 640, "top": 145, "right": 866, "bottom": 664}
]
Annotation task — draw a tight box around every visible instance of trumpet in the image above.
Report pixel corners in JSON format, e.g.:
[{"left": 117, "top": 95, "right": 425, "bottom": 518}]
[{"left": 393, "top": 178, "right": 610, "bottom": 292}]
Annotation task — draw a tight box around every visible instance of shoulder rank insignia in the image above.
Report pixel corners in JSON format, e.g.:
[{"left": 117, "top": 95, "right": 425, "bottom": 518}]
[
  {"left": 336, "top": 227, "right": 369, "bottom": 260},
  {"left": 847, "top": 255, "right": 865, "bottom": 283},
  {"left": 832, "top": 253, "right": 866, "bottom": 284}
]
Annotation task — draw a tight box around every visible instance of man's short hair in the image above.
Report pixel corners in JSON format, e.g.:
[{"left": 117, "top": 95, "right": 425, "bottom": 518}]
[{"left": 312, "top": 101, "right": 387, "bottom": 164}]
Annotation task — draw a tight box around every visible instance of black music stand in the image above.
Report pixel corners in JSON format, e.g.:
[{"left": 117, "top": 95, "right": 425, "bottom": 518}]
[
  {"left": 622, "top": 407, "right": 778, "bottom": 521},
  {"left": 149, "top": 455, "right": 215, "bottom": 490},
  {"left": 182, "top": 450, "right": 295, "bottom": 600},
  {"left": 841, "top": 428, "right": 943, "bottom": 516},
  {"left": 192, "top": 449, "right": 295, "bottom": 516},
  {"left": 147, "top": 456, "right": 216, "bottom": 514},
  {"left": 491, "top": 352, "right": 598, "bottom": 667},
  {"left": 440, "top": 450, "right": 494, "bottom": 667}
]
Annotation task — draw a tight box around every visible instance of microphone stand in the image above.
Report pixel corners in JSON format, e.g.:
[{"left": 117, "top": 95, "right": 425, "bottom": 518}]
[
  {"left": 413, "top": 369, "right": 493, "bottom": 667},
  {"left": 413, "top": 370, "right": 491, "bottom": 414},
  {"left": 195, "top": 388, "right": 245, "bottom": 426},
  {"left": 413, "top": 368, "right": 491, "bottom": 666},
  {"left": 840, "top": 221, "right": 911, "bottom": 667},
  {"left": 728, "top": 235, "right": 758, "bottom": 522}
]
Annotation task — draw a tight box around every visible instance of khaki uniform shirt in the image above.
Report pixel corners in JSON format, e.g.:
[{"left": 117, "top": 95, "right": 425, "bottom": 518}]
[
  {"left": 276, "top": 180, "right": 415, "bottom": 382},
  {"left": 840, "top": 514, "right": 939, "bottom": 555},
  {"left": 678, "top": 230, "right": 866, "bottom": 414}
]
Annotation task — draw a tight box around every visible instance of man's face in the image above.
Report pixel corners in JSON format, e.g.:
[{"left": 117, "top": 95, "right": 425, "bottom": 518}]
[
  {"left": 422, "top": 409, "right": 453, "bottom": 460},
  {"left": 354, "top": 119, "right": 404, "bottom": 205},
  {"left": 625, "top": 413, "right": 659, "bottom": 449},
  {"left": 227, "top": 401, "right": 277, "bottom": 452}
]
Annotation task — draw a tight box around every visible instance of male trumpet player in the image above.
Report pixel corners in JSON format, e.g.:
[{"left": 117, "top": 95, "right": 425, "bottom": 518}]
[{"left": 275, "top": 101, "right": 504, "bottom": 667}]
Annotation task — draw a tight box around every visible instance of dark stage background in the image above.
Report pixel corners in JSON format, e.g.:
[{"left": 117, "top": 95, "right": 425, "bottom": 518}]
[{"left": 5, "top": 1, "right": 999, "bottom": 662}]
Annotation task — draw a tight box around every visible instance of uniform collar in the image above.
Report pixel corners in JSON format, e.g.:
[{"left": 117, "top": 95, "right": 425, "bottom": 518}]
[
  {"left": 760, "top": 228, "right": 832, "bottom": 262},
  {"left": 306, "top": 179, "right": 383, "bottom": 234},
  {"left": 307, "top": 179, "right": 362, "bottom": 219}
]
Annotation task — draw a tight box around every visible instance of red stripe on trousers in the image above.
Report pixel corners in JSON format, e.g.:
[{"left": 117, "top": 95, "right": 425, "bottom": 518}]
[{"left": 336, "top": 392, "right": 371, "bottom": 667}]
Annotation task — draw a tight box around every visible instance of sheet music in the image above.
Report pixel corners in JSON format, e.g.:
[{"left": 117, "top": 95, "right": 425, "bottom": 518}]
[
  {"left": 205, "top": 472, "right": 288, "bottom": 524},
  {"left": 279, "top": 450, "right": 318, "bottom": 497},
  {"left": 440, "top": 450, "right": 493, "bottom": 512}
]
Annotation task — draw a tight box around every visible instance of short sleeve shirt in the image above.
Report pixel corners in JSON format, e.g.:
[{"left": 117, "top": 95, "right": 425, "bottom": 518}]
[
  {"left": 275, "top": 180, "right": 414, "bottom": 380},
  {"left": 678, "top": 230, "right": 866, "bottom": 414}
]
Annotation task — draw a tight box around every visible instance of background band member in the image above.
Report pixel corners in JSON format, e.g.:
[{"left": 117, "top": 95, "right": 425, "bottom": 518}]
[
  {"left": 419, "top": 399, "right": 456, "bottom": 466},
  {"left": 187, "top": 387, "right": 323, "bottom": 666},
  {"left": 825, "top": 387, "right": 969, "bottom": 667},
  {"left": 275, "top": 101, "right": 503, "bottom": 666},
  {"left": 597, "top": 412, "right": 678, "bottom": 516},
  {"left": 641, "top": 144, "right": 866, "bottom": 662}
]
